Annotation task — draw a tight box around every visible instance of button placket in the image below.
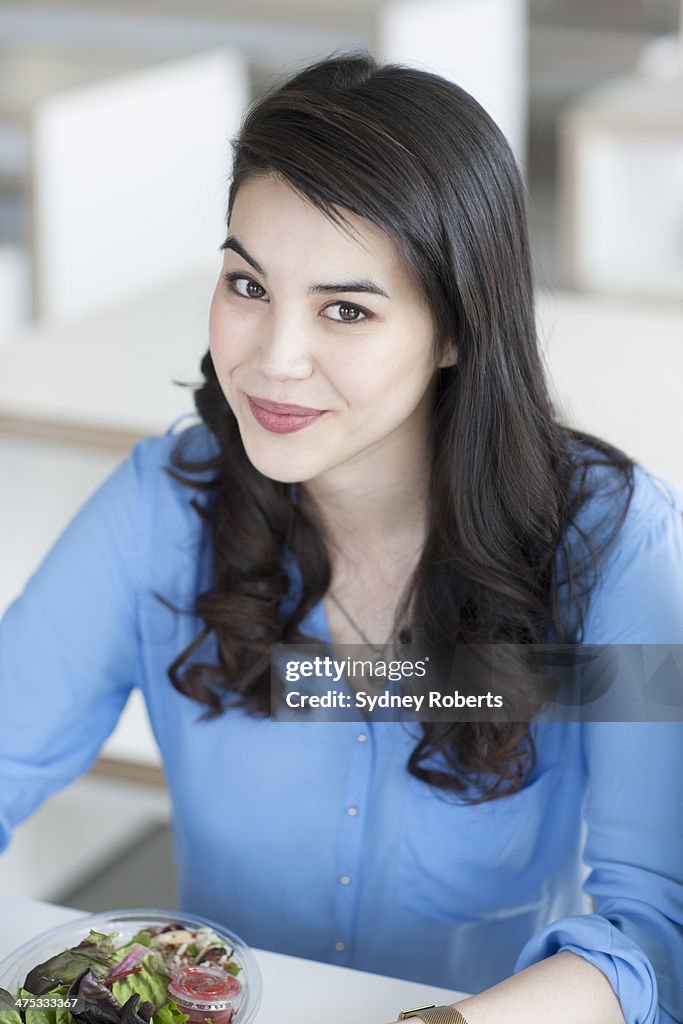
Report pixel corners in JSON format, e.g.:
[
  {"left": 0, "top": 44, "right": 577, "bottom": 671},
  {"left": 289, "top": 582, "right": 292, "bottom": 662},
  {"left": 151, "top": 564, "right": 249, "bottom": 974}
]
[{"left": 332, "top": 722, "right": 375, "bottom": 960}]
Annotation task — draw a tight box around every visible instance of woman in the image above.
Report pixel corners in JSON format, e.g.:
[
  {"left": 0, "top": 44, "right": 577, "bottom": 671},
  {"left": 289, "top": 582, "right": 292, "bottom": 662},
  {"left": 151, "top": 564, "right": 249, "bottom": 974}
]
[{"left": 1, "top": 53, "right": 682, "bottom": 1024}]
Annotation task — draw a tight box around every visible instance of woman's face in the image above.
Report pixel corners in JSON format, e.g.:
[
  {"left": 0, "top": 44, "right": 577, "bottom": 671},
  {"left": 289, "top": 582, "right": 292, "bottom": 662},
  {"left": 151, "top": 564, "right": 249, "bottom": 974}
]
[{"left": 209, "top": 175, "right": 455, "bottom": 485}]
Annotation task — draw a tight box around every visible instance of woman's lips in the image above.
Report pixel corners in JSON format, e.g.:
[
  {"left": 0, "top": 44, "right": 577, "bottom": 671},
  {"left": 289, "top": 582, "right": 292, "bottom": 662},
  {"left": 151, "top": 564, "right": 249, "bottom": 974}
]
[
  {"left": 248, "top": 395, "right": 323, "bottom": 415},
  {"left": 246, "top": 395, "right": 327, "bottom": 434}
]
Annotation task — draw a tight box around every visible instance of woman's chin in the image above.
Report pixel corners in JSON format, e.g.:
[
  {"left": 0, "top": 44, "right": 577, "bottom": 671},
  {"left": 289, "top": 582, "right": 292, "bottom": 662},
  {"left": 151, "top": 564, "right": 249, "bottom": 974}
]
[{"left": 241, "top": 439, "right": 327, "bottom": 485}]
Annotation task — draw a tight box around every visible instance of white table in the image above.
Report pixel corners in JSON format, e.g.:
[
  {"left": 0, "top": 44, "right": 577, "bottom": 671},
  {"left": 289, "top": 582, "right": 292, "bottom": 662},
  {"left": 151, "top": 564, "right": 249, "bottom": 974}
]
[
  {"left": 0, "top": 897, "right": 467, "bottom": 1024},
  {"left": 0, "top": 275, "right": 212, "bottom": 443}
]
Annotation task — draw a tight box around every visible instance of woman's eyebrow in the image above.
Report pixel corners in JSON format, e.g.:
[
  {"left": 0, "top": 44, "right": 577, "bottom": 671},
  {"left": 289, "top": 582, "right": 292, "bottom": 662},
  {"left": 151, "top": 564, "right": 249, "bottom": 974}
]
[
  {"left": 310, "top": 280, "right": 390, "bottom": 298},
  {"left": 221, "top": 235, "right": 265, "bottom": 275},
  {"left": 221, "top": 234, "right": 390, "bottom": 299}
]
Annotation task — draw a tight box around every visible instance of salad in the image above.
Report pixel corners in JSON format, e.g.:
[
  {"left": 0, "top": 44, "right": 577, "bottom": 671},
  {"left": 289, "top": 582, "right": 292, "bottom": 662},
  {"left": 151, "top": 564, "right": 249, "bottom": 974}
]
[{"left": 0, "top": 925, "right": 243, "bottom": 1024}]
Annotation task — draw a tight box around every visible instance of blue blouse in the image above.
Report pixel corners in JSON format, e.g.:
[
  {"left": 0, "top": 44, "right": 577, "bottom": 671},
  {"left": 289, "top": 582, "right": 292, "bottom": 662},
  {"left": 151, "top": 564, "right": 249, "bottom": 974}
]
[{"left": 1, "top": 418, "right": 682, "bottom": 1024}]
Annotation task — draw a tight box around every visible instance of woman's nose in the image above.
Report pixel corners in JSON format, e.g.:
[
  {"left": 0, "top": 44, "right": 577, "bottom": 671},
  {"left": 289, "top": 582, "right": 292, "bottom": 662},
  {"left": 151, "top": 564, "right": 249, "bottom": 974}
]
[{"left": 254, "top": 311, "right": 315, "bottom": 381}]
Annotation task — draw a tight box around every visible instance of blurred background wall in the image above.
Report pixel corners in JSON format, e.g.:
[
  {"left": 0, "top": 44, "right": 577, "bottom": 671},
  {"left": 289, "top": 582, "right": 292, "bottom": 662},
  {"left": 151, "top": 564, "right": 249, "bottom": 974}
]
[{"left": 1, "top": 0, "right": 682, "bottom": 912}]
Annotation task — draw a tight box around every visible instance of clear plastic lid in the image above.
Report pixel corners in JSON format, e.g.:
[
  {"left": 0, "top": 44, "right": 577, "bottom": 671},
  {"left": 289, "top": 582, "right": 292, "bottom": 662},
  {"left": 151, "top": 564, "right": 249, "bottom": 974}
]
[
  {"left": 0, "top": 909, "right": 261, "bottom": 1024},
  {"left": 169, "top": 965, "right": 242, "bottom": 1012}
]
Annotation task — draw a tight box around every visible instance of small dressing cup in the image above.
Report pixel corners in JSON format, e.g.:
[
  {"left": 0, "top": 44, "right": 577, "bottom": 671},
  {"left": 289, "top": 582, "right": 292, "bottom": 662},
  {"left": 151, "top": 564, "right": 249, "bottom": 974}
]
[{"left": 168, "top": 965, "right": 243, "bottom": 1024}]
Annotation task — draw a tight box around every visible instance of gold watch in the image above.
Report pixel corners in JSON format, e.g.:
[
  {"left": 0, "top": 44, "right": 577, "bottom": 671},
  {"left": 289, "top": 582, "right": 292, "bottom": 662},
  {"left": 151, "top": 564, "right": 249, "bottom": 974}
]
[{"left": 398, "top": 1004, "right": 469, "bottom": 1024}]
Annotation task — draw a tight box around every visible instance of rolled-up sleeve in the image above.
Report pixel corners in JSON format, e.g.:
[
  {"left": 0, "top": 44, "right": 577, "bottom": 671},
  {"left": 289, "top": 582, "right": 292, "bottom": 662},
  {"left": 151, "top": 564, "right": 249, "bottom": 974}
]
[
  {"left": 515, "top": 468, "right": 683, "bottom": 1024},
  {"left": 0, "top": 438, "right": 152, "bottom": 852}
]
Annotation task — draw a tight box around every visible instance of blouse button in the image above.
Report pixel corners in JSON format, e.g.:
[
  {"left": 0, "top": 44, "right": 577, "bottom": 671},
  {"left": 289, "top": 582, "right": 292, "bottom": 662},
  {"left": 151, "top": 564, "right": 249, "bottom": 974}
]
[
  {"left": 346, "top": 806, "right": 359, "bottom": 816},
  {"left": 339, "top": 875, "right": 351, "bottom": 885},
  {"left": 335, "top": 941, "right": 346, "bottom": 951},
  {"left": 357, "top": 733, "right": 367, "bottom": 743}
]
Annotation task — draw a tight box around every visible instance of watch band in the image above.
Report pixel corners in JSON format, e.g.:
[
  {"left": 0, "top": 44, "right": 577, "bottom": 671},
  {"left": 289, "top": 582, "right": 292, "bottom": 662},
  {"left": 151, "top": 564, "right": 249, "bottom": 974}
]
[{"left": 398, "top": 1004, "right": 469, "bottom": 1024}]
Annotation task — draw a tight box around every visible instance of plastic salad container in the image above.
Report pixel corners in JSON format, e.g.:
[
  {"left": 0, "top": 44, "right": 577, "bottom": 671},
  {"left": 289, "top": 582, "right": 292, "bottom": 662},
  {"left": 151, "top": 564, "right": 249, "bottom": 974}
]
[{"left": 0, "top": 909, "right": 262, "bottom": 1024}]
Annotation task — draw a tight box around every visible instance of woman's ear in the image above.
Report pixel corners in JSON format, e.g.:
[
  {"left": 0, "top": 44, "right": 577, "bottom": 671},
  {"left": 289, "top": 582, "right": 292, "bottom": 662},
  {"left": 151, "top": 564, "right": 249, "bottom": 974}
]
[{"left": 437, "top": 339, "right": 458, "bottom": 369}]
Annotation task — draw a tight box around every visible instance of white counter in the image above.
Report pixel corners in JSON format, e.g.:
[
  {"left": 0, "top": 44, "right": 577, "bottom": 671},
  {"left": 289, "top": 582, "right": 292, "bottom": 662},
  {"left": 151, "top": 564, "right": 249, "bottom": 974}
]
[{"left": 0, "top": 274, "right": 212, "bottom": 437}]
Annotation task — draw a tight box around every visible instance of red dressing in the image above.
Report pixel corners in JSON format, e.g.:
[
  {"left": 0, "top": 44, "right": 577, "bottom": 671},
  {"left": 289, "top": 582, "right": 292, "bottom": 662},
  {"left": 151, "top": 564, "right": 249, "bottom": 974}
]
[{"left": 168, "top": 965, "right": 242, "bottom": 1024}]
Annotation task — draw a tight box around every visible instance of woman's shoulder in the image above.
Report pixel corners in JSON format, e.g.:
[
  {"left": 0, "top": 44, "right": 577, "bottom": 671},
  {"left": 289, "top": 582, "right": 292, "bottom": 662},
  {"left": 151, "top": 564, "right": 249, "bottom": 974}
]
[
  {"left": 603, "top": 458, "right": 682, "bottom": 582},
  {"left": 565, "top": 436, "right": 682, "bottom": 547},
  {"left": 567, "top": 442, "right": 683, "bottom": 643},
  {"left": 129, "top": 414, "right": 218, "bottom": 477},
  {"left": 124, "top": 415, "right": 218, "bottom": 570},
  {"left": 622, "top": 464, "right": 683, "bottom": 558},
  {"left": 124, "top": 409, "right": 218, "bottom": 505}
]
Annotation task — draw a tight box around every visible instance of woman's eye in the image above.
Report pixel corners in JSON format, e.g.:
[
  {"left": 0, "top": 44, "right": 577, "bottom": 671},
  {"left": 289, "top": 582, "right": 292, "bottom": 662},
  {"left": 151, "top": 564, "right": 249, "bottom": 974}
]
[
  {"left": 322, "top": 302, "right": 372, "bottom": 324},
  {"left": 224, "top": 273, "right": 268, "bottom": 300}
]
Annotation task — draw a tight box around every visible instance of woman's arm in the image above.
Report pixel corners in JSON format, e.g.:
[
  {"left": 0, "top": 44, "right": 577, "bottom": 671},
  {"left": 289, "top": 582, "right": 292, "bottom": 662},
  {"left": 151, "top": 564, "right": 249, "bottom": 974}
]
[
  {"left": 451, "top": 950, "right": 626, "bottom": 1024},
  {"left": 0, "top": 438, "right": 150, "bottom": 847},
  {"left": 438, "top": 469, "right": 683, "bottom": 1024}
]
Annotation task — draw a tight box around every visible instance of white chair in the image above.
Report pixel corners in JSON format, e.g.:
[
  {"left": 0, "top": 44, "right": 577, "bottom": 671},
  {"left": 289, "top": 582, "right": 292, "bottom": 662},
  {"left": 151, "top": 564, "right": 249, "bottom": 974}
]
[{"left": 30, "top": 48, "right": 248, "bottom": 324}]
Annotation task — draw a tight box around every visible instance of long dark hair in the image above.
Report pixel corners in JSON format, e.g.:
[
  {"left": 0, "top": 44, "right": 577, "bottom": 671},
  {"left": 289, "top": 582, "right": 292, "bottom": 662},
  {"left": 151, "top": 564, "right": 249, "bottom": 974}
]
[{"left": 163, "top": 52, "right": 635, "bottom": 801}]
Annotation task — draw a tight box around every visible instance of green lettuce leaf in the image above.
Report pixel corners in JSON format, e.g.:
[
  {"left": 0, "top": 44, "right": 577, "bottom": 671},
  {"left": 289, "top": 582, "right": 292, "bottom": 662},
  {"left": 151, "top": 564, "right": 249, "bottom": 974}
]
[
  {"left": 11, "top": 984, "right": 74, "bottom": 1024},
  {"left": 21, "top": 1002, "right": 55, "bottom": 1024},
  {"left": 0, "top": 987, "right": 23, "bottom": 1024},
  {"left": 110, "top": 958, "right": 169, "bottom": 1012},
  {"left": 152, "top": 1003, "right": 188, "bottom": 1024}
]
